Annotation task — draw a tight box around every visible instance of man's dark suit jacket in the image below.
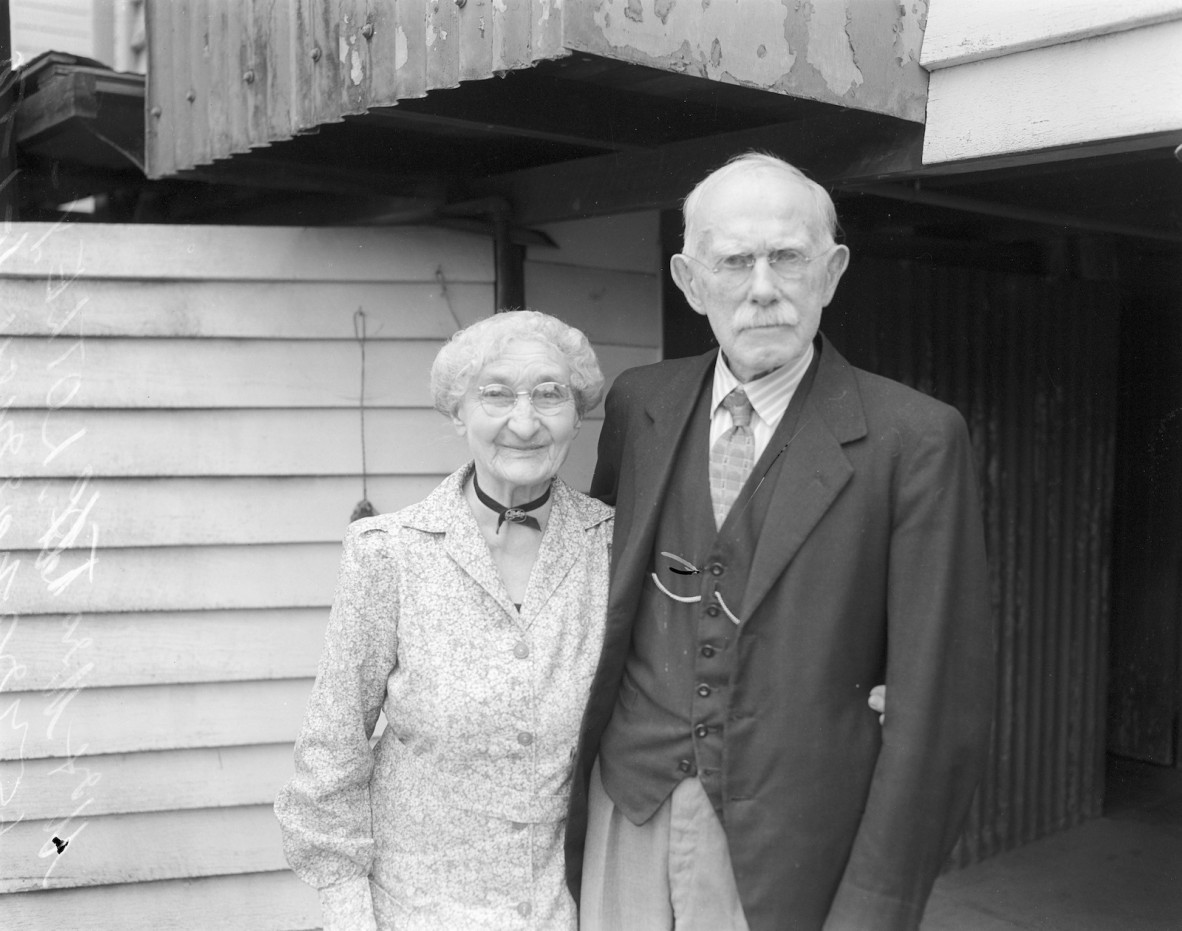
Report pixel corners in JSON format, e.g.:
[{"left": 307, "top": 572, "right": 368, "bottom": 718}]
[{"left": 566, "top": 335, "right": 994, "bottom": 931}]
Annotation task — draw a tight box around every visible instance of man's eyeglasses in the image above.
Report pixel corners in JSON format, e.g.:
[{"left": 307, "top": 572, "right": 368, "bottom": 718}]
[
  {"left": 475, "top": 382, "right": 574, "bottom": 416},
  {"left": 678, "top": 245, "right": 836, "bottom": 287}
]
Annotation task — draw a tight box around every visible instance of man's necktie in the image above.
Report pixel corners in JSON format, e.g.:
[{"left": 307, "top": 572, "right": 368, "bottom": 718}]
[{"left": 710, "top": 387, "right": 756, "bottom": 528}]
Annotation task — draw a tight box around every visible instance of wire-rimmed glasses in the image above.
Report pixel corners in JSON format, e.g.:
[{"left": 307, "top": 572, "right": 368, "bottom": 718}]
[
  {"left": 475, "top": 382, "right": 574, "bottom": 416},
  {"left": 650, "top": 551, "right": 743, "bottom": 625},
  {"left": 677, "top": 244, "right": 837, "bottom": 288}
]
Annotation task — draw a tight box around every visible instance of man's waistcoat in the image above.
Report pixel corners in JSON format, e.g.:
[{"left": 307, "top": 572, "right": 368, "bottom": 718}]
[{"left": 600, "top": 360, "right": 817, "bottom": 824}]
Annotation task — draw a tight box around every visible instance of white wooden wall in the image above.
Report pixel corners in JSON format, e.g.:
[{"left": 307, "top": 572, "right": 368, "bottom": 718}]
[
  {"left": 0, "top": 215, "right": 659, "bottom": 929},
  {"left": 526, "top": 210, "right": 663, "bottom": 493},
  {"left": 921, "top": 0, "right": 1182, "bottom": 163}
]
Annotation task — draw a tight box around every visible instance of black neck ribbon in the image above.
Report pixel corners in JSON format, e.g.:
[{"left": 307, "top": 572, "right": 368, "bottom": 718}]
[{"left": 473, "top": 472, "right": 552, "bottom": 533}]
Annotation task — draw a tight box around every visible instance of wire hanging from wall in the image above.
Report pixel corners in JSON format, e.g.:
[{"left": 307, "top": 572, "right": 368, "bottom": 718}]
[
  {"left": 436, "top": 265, "right": 463, "bottom": 329},
  {"left": 350, "top": 307, "right": 378, "bottom": 522}
]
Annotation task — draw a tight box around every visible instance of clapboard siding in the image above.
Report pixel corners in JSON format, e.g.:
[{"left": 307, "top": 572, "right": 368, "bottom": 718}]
[
  {"left": 5, "top": 337, "right": 656, "bottom": 409},
  {"left": 921, "top": 0, "right": 1182, "bottom": 68},
  {"left": 1, "top": 214, "right": 660, "bottom": 925},
  {"left": 0, "top": 279, "right": 493, "bottom": 338},
  {"left": 7, "top": 610, "right": 327, "bottom": 689},
  {"left": 524, "top": 265, "right": 661, "bottom": 350},
  {"left": 1, "top": 872, "right": 320, "bottom": 931},
  {"left": 5, "top": 543, "right": 339, "bottom": 614},
  {"left": 0, "top": 223, "right": 492, "bottom": 281},
  {"left": 0, "top": 744, "right": 297, "bottom": 820},
  {"left": 4, "top": 477, "right": 443, "bottom": 548},
  {"left": 1, "top": 805, "right": 288, "bottom": 892},
  {"left": 922, "top": 13, "right": 1182, "bottom": 163},
  {"left": 8, "top": 409, "right": 605, "bottom": 481},
  {"left": 527, "top": 211, "right": 662, "bottom": 358},
  {"left": 2, "top": 679, "right": 312, "bottom": 761}
]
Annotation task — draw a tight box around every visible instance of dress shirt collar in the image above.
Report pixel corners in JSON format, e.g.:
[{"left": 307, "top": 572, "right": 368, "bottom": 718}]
[{"left": 711, "top": 342, "right": 815, "bottom": 426}]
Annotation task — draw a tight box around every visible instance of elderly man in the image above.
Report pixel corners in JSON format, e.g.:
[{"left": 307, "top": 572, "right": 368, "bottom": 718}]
[{"left": 565, "top": 152, "right": 994, "bottom": 931}]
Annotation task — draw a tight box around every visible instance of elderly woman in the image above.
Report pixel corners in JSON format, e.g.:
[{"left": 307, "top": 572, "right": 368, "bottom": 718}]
[{"left": 275, "top": 310, "right": 612, "bottom": 930}]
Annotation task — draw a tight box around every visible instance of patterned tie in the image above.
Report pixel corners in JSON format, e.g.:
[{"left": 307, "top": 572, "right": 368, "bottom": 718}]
[{"left": 710, "top": 388, "right": 756, "bottom": 528}]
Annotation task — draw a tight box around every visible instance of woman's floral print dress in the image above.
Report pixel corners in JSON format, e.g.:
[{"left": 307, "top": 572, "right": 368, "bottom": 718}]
[{"left": 275, "top": 464, "right": 612, "bottom": 930}]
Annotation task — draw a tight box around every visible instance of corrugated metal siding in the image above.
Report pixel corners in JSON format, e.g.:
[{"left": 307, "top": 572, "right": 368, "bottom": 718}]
[
  {"left": 1108, "top": 255, "right": 1182, "bottom": 766},
  {"left": 144, "top": 1, "right": 932, "bottom": 180},
  {"left": 826, "top": 257, "right": 1120, "bottom": 864},
  {"left": 144, "top": 0, "right": 568, "bottom": 178}
]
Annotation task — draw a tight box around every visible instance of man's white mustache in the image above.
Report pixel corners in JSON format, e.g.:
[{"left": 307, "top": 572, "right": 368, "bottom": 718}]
[{"left": 733, "top": 308, "right": 795, "bottom": 329}]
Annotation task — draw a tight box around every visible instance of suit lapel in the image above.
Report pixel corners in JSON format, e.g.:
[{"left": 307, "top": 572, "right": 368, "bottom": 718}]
[{"left": 740, "top": 337, "right": 867, "bottom": 620}]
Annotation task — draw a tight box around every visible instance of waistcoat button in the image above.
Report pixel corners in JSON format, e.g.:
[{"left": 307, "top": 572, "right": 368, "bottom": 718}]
[
  {"left": 694, "top": 724, "right": 709, "bottom": 738},
  {"left": 697, "top": 684, "right": 711, "bottom": 697}
]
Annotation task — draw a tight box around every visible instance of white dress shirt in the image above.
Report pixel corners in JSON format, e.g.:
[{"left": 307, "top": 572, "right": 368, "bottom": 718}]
[{"left": 709, "top": 343, "right": 815, "bottom": 460}]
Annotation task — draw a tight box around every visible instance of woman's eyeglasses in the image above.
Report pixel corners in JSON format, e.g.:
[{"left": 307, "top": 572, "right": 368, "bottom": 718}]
[{"left": 475, "top": 382, "right": 574, "bottom": 416}]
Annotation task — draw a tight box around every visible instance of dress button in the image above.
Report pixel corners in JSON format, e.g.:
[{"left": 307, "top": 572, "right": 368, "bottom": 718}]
[
  {"left": 517, "top": 731, "right": 534, "bottom": 746},
  {"left": 513, "top": 641, "right": 530, "bottom": 659},
  {"left": 678, "top": 759, "right": 694, "bottom": 773},
  {"left": 709, "top": 563, "right": 724, "bottom": 576},
  {"left": 694, "top": 724, "right": 709, "bottom": 738},
  {"left": 706, "top": 604, "right": 720, "bottom": 617},
  {"left": 701, "top": 644, "right": 716, "bottom": 658},
  {"left": 697, "top": 684, "right": 711, "bottom": 698},
  {"left": 518, "top": 901, "right": 532, "bottom": 917}
]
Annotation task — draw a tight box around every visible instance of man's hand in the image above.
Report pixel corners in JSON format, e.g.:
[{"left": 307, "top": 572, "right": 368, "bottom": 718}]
[{"left": 868, "top": 685, "right": 885, "bottom": 724}]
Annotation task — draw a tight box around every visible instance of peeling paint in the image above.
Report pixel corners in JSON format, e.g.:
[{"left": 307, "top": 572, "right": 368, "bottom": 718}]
[
  {"left": 538, "top": 0, "right": 554, "bottom": 24},
  {"left": 588, "top": 0, "right": 796, "bottom": 84},
  {"left": 350, "top": 48, "right": 364, "bottom": 85},
  {"left": 625, "top": 0, "right": 644, "bottom": 23},
  {"left": 426, "top": 20, "right": 437, "bottom": 47},
  {"left": 339, "top": 32, "right": 350, "bottom": 65},
  {"left": 493, "top": 0, "right": 508, "bottom": 11},
  {"left": 893, "top": 0, "right": 925, "bottom": 69},
  {"left": 804, "top": 0, "right": 863, "bottom": 96},
  {"left": 394, "top": 24, "right": 409, "bottom": 70}
]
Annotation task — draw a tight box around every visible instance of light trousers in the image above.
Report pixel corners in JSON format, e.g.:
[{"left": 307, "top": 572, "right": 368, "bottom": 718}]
[{"left": 579, "top": 758, "right": 751, "bottom": 931}]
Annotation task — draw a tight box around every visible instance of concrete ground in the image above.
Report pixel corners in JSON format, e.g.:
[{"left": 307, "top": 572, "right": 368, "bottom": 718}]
[{"left": 922, "top": 757, "right": 1182, "bottom": 930}]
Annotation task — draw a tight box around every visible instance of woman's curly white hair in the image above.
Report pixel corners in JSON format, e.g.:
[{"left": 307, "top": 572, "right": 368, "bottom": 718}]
[{"left": 430, "top": 310, "right": 605, "bottom": 419}]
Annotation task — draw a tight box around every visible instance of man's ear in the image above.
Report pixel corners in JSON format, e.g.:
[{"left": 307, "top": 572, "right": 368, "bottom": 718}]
[
  {"left": 670, "top": 254, "right": 707, "bottom": 316},
  {"left": 820, "top": 245, "right": 850, "bottom": 307}
]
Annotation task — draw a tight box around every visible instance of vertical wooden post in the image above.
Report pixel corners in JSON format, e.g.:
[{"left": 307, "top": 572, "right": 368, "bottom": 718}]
[{"left": 0, "top": 0, "right": 17, "bottom": 221}]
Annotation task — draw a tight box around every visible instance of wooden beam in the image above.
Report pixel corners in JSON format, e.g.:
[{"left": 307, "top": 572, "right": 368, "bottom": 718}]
[
  {"left": 1, "top": 0, "right": 17, "bottom": 220},
  {"left": 472, "top": 111, "right": 924, "bottom": 226},
  {"left": 851, "top": 182, "right": 1182, "bottom": 245},
  {"left": 364, "top": 105, "right": 643, "bottom": 152}
]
